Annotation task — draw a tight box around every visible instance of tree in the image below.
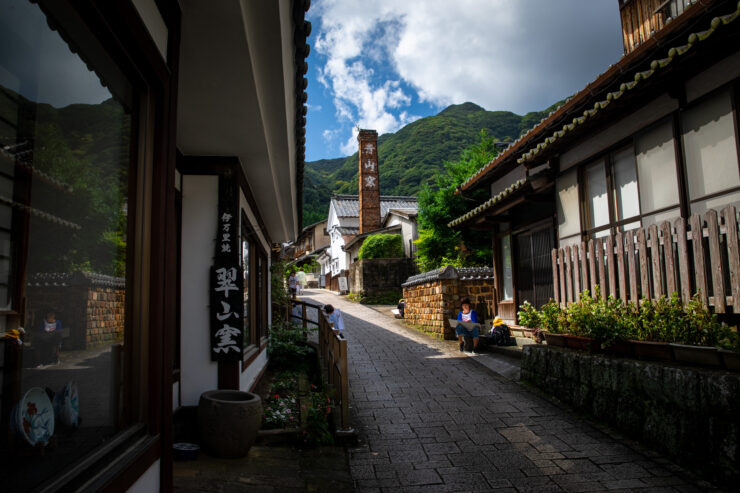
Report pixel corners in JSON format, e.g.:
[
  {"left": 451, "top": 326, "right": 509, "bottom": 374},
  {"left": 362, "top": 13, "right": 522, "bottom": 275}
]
[{"left": 415, "top": 130, "right": 500, "bottom": 272}]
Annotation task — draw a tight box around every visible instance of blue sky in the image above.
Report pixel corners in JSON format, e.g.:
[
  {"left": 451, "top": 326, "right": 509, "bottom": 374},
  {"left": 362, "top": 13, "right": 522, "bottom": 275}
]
[{"left": 305, "top": 0, "right": 626, "bottom": 162}]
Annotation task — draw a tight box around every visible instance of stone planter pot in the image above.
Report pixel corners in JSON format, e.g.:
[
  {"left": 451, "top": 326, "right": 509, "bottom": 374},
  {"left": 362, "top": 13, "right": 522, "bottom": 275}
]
[
  {"left": 544, "top": 332, "right": 566, "bottom": 347},
  {"left": 564, "top": 335, "right": 599, "bottom": 352},
  {"left": 197, "top": 390, "right": 263, "bottom": 458},
  {"left": 631, "top": 340, "right": 673, "bottom": 362},
  {"left": 670, "top": 344, "right": 722, "bottom": 368},
  {"left": 719, "top": 349, "right": 740, "bottom": 371},
  {"left": 605, "top": 339, "right": 634, "bottom": 357}
]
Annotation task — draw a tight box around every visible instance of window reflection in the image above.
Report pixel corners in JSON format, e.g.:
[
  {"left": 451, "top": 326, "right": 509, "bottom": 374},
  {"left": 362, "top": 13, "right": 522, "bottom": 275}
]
[{"left": 0, "top": 1, "right": 132, "bottom": 490}]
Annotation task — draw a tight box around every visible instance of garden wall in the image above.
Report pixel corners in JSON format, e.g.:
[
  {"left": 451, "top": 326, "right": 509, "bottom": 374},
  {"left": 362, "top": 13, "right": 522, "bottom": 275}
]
[
  {"left": 26, "top": 272, "right": 126, "bottom": 349},
  {"left": 402, "top": 266, "right": 494, "bottom": 339},
  {"left": 348, "top": 258, "right": 416, "bottom": 298},
  {"left": 521, "top": 345, "right": 740, "bottom": 487}
]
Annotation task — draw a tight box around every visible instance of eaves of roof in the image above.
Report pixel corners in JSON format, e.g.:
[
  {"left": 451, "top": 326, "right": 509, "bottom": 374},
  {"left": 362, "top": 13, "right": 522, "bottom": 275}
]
[
  {"left": 460, "top": 1, "right": 740, "bottom": 192},
  {"left": 449, "top": 178, "right": 529, "bottom": 228}
]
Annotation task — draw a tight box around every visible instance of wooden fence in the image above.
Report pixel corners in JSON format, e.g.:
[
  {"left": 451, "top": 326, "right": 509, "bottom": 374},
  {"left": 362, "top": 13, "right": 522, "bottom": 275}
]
[
  {"left": 284, "top": 299, "right": 351, "bottom": 431},
  {"left": 317, "top": 309, "right": 350, "bottom": 431},
  {"left": 552, "top": 205, "right": 740, "bottom": 312}
]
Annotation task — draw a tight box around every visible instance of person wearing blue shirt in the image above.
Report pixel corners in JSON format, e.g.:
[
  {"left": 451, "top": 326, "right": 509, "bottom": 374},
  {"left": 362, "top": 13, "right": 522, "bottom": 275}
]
[
  {"left": 323, "top": 304, "right": 345, "bottom": 332},
  {"left": 38, "top": 310, "right": 63, "bottom": 365},
  {"left": 456, "top": 298, "right": 480, "bottom": 354}
]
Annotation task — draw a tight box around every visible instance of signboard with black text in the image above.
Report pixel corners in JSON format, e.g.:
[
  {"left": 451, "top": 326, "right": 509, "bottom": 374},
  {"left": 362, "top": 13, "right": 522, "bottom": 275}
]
[{"left": 210, "top": 174, "right": 244, "bottom": 360}]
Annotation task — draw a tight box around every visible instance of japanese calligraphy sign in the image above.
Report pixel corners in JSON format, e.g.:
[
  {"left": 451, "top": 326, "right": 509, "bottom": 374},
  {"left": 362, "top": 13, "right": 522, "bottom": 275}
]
[{"left": 210, "top": 174, "right": 244, "bottom": 361}]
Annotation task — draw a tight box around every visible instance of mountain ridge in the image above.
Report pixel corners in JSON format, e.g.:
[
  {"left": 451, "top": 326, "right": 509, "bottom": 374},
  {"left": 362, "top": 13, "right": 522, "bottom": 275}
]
[{"left": 303, "top": 99, "right": 563, "bottom": 227}]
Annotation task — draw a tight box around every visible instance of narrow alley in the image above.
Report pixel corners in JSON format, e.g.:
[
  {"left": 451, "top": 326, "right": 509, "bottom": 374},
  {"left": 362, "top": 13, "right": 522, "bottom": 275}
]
[{"left": 302, "top": 290, "right": 721, "bottom": 492}]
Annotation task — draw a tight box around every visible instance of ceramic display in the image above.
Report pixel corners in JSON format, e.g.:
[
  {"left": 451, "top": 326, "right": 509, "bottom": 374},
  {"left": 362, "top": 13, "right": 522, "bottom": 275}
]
[
  {"left": 16, "top": 387, "right": 55, "bottom": 446},
  {"left": 54, "top": 381, "right": 79, "bottom": 428}
]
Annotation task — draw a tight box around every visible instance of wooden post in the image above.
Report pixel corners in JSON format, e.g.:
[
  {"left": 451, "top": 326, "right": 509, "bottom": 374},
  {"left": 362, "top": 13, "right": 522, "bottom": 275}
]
[
  {"left": 588, "top": 239, "right": 597, "bottom": 295},
  {"left": 706, "top": 209, "right": 726, "bottom": 313},
  {"left": 649, "top": 224, "right": 663, "bottom": 299},
  {"left": 339, "top": 337, "right": 349, "bottom": 430},
  {"left": 661, "top": 221, "right": 677, "bottom": 297},
  {"left": 558, "top": 249, "right": 566, "bottom": 307},
  {"left": 606, "top": 235, "right": 617, "bottom": 298},
  {"left": 580, "top": 242, "right": 588, "bottom": 298},
  {"left": 302, "top": 303, "right": 307, "bottom": 330},
  {"left": 551, "top": 250, "right": 559, "bottom": 305},
  {"left": 722, "top": 206, "right": 740, "bottom": 310},
  {"left": 637, "top": 228, "right": 650, "bottom": 302},
  {"left": 675, "top": 218, "right": 692, "bottom": 305},
  {"left": 573, "top": 244, "right": 581, "bottom": 302},
  {"left": 690, "top": 213, "right": 708, "bottom": 307},
  {"left": 565, "top": 246, "right": 573, "bottom": 304},
  {"left": 626, "top": 231, "right": 638, "bottom": 304},
  {"left": 595, "top": 238, "right": 605, "bottom": 299},
  {"left": 616, "top": 232, "right": 626, "bottom": 301}
]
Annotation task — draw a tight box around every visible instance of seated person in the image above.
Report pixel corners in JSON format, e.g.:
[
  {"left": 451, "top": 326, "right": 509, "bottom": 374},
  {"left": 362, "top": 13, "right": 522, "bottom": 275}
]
[
  {"left": 392, "top": 299, "right": 405, "bottom": 318},
  {"left": 38, "top": 310, "right": 62, "bottom": 365},
  {"left": 455, "top": 298, "right": 480, "bottom": 354},
  {"left": 323, "top": 304, "right": 345, "bottom": 332}
]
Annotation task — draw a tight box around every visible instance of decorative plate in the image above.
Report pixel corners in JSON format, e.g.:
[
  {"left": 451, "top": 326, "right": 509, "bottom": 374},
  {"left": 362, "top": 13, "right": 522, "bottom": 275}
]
[
  {"left": 54, "top": 381, "right": 79, "bottom": 428},
  {"left": 17, "top": 387, "right": 55, "bottom": 446}
]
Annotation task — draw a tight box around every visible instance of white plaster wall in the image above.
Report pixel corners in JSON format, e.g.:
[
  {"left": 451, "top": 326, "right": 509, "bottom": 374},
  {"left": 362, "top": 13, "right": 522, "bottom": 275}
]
[
  {"left": 240, "top": 349, "right": 268, "bottom": 391},
  {"left": 180, "top": 175, "right": 219, "bottom": 406},
  {"left": 560, "top": 93, "right": 678, "bottom": 171},
  {"left": 685, "top": 51, "right": 740, "bottom": 104},
  {"left": 125, "top": 459, "right": 160, "bottom": 492}
]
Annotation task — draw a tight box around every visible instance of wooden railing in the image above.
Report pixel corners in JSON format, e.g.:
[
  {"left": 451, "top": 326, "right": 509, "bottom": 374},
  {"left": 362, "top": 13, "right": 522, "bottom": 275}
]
[
  {"left": 281, "top": 299, "right": 351, "bottom": 431},
  {"left": 552, "top": 205, "right": 740, "bottom": 311},
  {"left": 317, "top": 308, "right": 350, "bottom": 431}
]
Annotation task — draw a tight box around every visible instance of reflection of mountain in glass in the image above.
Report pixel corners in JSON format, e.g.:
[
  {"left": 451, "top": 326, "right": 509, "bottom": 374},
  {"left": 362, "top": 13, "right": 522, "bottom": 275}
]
[{"left": 0, "top": 84, "right": 130, "bottom": 277}]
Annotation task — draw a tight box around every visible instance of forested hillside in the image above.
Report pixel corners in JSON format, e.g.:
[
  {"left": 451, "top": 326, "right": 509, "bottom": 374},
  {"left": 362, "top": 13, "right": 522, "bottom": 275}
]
[{"left": 303, "top": 100, "right": 563, "bottom": 227}]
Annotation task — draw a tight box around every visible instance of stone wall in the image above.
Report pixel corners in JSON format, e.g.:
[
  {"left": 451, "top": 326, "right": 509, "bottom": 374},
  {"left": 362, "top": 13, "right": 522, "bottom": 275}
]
[
  {"left": 402, "top": 266, "right": 494, "bottom": 339},
  {"left": 26, "top": 272, "right": 126, "bottom": 349},
  {"left": 349, "top": 258, "right": 415, "bottom": 298},
  {"left": 521, "top": 345, "right": 740, "bottom": 487}
]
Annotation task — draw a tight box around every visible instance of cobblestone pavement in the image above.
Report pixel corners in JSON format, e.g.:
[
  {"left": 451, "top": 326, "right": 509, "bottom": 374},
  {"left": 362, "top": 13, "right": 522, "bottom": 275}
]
[{"left": 301, "top": 290, "right": 722, "bottom": 493}]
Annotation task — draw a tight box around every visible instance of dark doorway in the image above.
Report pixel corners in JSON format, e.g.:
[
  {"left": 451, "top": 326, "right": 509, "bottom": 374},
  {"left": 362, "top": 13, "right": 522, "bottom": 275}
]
[{"left": 515, "top": 225, "right": 554, "bottom": 309}]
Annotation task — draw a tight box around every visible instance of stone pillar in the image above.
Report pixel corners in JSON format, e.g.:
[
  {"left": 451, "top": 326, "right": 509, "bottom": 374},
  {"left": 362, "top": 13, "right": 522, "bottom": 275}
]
[{"left": 358, "top": 129, "right": 380, "bottom": 234}]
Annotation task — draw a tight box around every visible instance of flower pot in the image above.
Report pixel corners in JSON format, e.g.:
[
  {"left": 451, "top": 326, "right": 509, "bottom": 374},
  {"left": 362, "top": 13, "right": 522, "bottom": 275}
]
[
  {"left": 631, "top": 340, "right": 673, "bottom": 362},
  {"left": 197, "top": 390, "right": 263, "bottom": 458},
  {"left": 670, "top": 344, "right": 722, "bottom": 368},
  {"left": 564, "top": 335, "right": 599, "bottom": 352},
  {"left": 544, "top": 332, "right": 566, "bottom": 347},
  {"left": 605, "top": 339, "right": 634, "bottom": 357},
  {"left": 719, "top": 349, "right": 740, "bottom": 371}
]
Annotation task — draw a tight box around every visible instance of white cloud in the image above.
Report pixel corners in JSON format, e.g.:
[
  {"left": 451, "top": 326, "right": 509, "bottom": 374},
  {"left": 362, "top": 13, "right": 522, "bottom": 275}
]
[
  {"left": 307, "top": 103, "right": 322, "bottom": 111},
  {"left": 310, "top": 0, "right": 623, "bottom": 125}
]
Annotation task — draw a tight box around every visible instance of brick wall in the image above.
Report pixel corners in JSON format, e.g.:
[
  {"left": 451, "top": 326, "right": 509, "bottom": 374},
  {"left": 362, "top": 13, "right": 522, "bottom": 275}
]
[
  {"left": 26, "top": 272, "right": 125, "bottom": 349},
  {"left": 402, "top": 267, "right": 494, "bottom": 339}
]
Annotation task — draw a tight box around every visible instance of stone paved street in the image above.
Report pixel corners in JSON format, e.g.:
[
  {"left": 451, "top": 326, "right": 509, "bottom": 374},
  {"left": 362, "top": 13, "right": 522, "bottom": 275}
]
[{"left": 302, "top": 290, "right": 722, "bottom": 493}]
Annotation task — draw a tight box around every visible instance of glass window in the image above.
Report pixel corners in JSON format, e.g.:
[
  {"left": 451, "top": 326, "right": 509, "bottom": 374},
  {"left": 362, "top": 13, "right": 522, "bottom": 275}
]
[
  {"left": 585, "top": 160, "right": 609, "bottom": 230},
  {"left": 556, "top": 168, "right": 580, "bottom": 238},
  {"left": 691, "top": 190, "right": 740, "bottom": 216},
  {"left": 612, "top": 147, "right": 640, "bottom": 220},
  {"left": 682, "top": 88, "right": 740, "bottom": 200},
  {"left": 0, "top": 1, "right": 133, "bottom": 490},
  {"left": 500, "top": 235, "right": 513, "bottom": 301},
  {"left": 635, "top": 118, "right": 679, "bottom": 213}
]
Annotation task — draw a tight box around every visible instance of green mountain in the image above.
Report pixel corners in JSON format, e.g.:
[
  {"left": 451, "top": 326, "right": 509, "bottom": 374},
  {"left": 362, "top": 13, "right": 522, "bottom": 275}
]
[{"left": 303, "top": 100, "right": 563, "bottom": 227}]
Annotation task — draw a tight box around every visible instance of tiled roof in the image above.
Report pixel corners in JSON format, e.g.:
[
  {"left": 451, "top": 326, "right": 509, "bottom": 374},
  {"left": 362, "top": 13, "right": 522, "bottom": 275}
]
[
  {"left": 402, "top": 266, "right": 494, "bottom": 288},
  {"left": 460, "top": 2, "right": 740, "bottom": 192},
  {"left": 448, "top": 178, "right": 528, "bottom": 228},
  {"left": 336, "top": 226, "right": 359, "bottom": 235},
  {"left": 330, "top": 194, "right": 418, "bottom": 219},
  {"left": 28, "top": 271, "right": 125, "bottom": 289}
]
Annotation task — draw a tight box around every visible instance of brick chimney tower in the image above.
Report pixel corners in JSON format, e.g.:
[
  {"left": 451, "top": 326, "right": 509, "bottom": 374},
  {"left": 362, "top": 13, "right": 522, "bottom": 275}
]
[{"left": 358, "top": 129, "right": 381, "bottom": 233}]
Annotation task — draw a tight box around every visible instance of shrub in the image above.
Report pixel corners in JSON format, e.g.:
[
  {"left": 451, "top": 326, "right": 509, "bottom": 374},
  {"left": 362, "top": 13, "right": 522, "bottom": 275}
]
[
  {"left": 517, "top": 301, "right": 541, "bottom": 328},
  {"left": 358, "top": 233, "right": 403, "bottom": 259},
  {"left": 267, "top": 320, "right": 315, "bottom": 370}
]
